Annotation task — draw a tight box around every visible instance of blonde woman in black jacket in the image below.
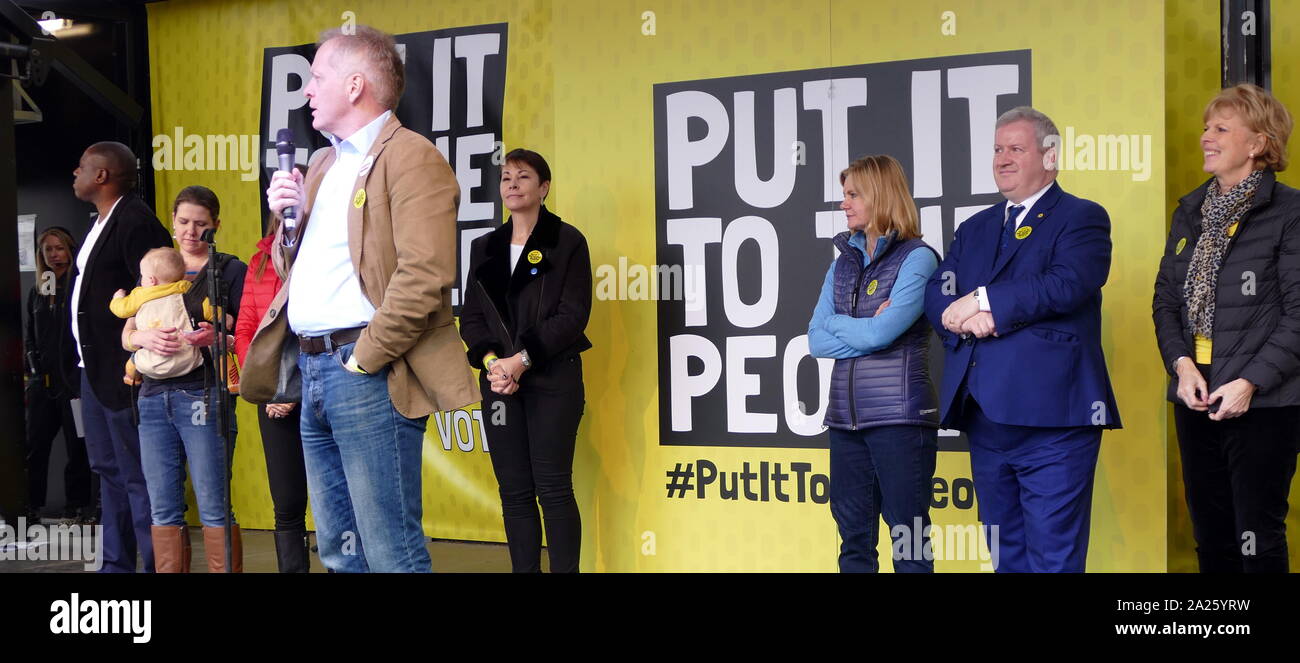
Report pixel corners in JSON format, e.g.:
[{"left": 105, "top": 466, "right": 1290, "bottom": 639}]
[
  {"left": 24, "top": 227, "right": 94, "bottom": 523},
  {"left": 1153, "top": 84, "right": 1300, "bottom": 573},
  {"left": 459, "top": 149, "right": 592, "bottom": 573}
]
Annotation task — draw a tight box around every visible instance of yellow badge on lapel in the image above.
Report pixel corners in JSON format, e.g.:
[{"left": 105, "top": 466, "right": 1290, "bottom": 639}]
[
  {"left": 1175, "top": 237, "right": 1187, "bottom": 255},
  {"left": 1015, "top": 226, "right": 1032, "bottom": 240},
  {"left": 866, "top": 279, "right": 878, "bottom": 295},
  {"left": 527, "top": 250, "right": 542, "bottom": 264},
  {"left": 353, "top": 189, "right": 366, "bottom": 208}
]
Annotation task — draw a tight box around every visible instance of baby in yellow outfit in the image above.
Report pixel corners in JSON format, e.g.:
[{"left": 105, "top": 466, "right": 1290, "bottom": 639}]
[{"left": 111, "top": 247, "right": 213, "bottom": 384}]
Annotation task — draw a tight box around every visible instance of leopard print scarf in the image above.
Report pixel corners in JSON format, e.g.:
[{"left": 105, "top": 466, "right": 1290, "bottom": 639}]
[{"left": 1183, "top": 169, "right": 1263, "bottom": 338}]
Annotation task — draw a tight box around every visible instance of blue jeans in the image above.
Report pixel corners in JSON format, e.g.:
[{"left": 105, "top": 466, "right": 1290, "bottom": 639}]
[
  {"left": 137, "top": 387, "right": 238, "bottom": 528},
  {"left": 298, "top": 341, "right": 431, "bottom": 573},
  {"left": 81, "top": 372, "right": 154, "bottom": 573},
  {"left": 828, "top": 425, "right": 938, "bottom": 573}
]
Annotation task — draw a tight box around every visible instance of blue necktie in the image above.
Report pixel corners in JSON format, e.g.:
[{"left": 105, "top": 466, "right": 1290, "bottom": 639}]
[{"left": 996, "top": 204, "right": 1024, "bottom": 261}]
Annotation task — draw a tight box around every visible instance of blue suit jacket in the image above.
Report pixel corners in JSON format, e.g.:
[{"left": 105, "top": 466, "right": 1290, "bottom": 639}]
[{"left": 923, "top": 182, "right": 1122, "bottom": 430}]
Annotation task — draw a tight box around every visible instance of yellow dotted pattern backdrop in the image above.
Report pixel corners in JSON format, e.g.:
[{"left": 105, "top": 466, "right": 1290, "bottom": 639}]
[
  {"left": 551, "top": 0, "right": 1167, "bottom": 571},
  {"left": 1163, "top": 0, "right": 1218, "bottom": 575},
  {"left": 148, "top": 0, "right": 1177, "bottom": 571}
]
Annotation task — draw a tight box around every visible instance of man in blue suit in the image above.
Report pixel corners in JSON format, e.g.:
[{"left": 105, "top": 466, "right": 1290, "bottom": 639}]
[{"left": 924, "top": 107, "right": 1121, "bottom": 572}]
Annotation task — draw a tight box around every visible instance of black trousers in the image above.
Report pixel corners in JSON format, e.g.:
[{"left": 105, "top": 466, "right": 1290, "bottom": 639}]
[
  {"left": 25, "top": 378, "right": 92, "bottom": 511},
  {"left": 480, "top": 355, "right": 585, "bottom": 573},
  {"left": 1174, "top": 401, "right": 1300, "bottom": 573},
  {"left": 256, "top": 405, "right": 308, "bottom": 531}
]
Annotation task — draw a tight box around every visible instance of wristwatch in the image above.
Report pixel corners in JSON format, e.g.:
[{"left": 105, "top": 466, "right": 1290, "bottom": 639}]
[
  {"left": 345, "top": 354, "right": 369, "bottom": 375},
  {"left": 519, "top": 349, "right": 532, "bottom": 368}
]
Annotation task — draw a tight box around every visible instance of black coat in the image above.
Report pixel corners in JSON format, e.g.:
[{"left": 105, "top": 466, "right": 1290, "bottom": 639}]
[
  {"left": 1153, "top": 170, "right": 1300, "bottom": 407},
  {"left": 459, "top": 205, "right": 592, "bottom": 376},
  {"left": 25, "top": 272, "right": 78, "bottom": 397},
  {"left": 73, "top": 194, "right": 173, "bottom": 411}
]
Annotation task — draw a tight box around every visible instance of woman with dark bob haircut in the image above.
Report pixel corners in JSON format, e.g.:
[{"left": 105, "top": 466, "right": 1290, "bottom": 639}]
[
  {"left": 459, "top": 149, "right": 592, "bottom": 572},
  {"left": 1153, "top": 83, "right": 1300, "bottom": 573}
]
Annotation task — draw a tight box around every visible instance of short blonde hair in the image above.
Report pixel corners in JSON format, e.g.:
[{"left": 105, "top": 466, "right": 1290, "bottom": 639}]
[
  {"left": 318, "top": 25, "right": 405, "bottom": 111},
  {"left": 1204, "top": 84, "right": 1293, "bottom": 172},
  {"left": 839, "top": 155, "right": 921, "bottom": 240},
  {"left": 141, "top": 247, "right": 185, "bottom": 284}
]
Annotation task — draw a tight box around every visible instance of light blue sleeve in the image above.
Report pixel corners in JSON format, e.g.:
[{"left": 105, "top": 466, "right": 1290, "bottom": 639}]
[
  {"left": 826, "top": 246, "right": 940, "bottom": 354},
  {"left": 807, "top": 260, "right": 861, "bottom": 359}
]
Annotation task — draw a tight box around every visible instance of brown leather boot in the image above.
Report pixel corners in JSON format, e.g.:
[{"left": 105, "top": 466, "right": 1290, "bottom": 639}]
[
  {"left": 151, "top": 525, "right": 190, "bottom": 573},
  {"left": 203, "top": 525, "right": 244, "bottom": 573}
]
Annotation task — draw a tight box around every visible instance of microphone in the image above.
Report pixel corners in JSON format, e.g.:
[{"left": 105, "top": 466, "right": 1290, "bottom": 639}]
[
  {"left": 275, "top": 128, "right": 298, "bottom": 246},
  {"left": 201, "top": 229, "right": 217, "bottom": 244}
]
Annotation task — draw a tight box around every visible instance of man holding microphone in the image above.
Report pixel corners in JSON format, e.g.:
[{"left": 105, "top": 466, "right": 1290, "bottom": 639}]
[{"left": 243, "top": 25, "right": 478, "bottom": 572}]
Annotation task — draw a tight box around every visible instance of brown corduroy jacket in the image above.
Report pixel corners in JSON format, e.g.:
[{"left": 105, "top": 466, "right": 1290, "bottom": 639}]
[{"left": 241, "top": 114, "right": 479, "bottom": 418}]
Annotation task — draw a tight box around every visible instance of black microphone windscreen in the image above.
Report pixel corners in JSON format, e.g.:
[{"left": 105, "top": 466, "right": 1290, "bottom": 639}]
[{"left": 276, "top": 129, "right": 295, "bottom": 154}]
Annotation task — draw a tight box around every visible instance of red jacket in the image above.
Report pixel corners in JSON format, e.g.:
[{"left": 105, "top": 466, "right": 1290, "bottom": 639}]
[{"left": 234, "top": 234, "right": 281, "bottom": 367}]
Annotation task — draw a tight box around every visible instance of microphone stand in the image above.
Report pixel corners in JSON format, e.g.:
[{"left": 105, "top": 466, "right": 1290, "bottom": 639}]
[{"left": 201, "top": 228, "right": 234, "bottom": 572}]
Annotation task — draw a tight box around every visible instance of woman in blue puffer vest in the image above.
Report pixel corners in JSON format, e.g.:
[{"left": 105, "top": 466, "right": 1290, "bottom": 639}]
[{"left": 808, "top": 154, "right": 940, "bottom": 573}]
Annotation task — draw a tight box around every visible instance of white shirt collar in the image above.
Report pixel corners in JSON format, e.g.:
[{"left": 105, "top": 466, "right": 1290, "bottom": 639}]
[
  {"left": 1006, "top": 180, "right": 1055, "bottom": 213},
  {"left": 98, "top": 195, "right": 124, "bottom": 224},
  {"left": 327, "top": 110, "right": 393, "bottom": 156}
]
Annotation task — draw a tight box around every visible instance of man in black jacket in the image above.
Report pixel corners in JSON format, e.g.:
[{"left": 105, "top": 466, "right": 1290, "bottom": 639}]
[{"left": 70, "top": 142, "right": 172, "bottom": 572}]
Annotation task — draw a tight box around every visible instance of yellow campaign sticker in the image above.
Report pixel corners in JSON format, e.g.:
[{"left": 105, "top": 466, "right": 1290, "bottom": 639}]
[
  {"left": 353, "top": 189, "right": 366, "bottom": 208},
  {"left": 1175, "top": 237, "right": 1187, "bottom": 255},
  {"left": 866, "top": 279, "right": 878, "bottom": 295},
  {"left": 1015, "top": 226, "right": 1032, "bottom": 240},
  {"left": 527, "top": 249, "right": 543, "bottom": 264}
]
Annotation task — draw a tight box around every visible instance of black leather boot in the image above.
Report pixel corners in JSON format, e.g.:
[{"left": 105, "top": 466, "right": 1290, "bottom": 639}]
[{"left": 273, "top": 529, "right": 311, "bottom": 573}]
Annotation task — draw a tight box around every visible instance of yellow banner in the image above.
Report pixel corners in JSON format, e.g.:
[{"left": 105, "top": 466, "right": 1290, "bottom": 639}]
[{"left": 149, "top": 0, "right": 1170, "bottom": 571}]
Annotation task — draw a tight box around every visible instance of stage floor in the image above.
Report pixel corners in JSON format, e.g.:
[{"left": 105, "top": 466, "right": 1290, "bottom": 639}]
[{"left": 0, "top": 526, "right": 521, "bottom": 573}]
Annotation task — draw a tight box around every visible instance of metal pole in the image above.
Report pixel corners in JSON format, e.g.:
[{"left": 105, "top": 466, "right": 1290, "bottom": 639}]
[
  {"left": 0, "top": 79, "right": 28, "bottom": 522},
  {"left": 203, "top": 232, "right": 233, "bottom": 572},
  {"left": 1222, "top": 0, "right": 1271, "bottom": 89}
]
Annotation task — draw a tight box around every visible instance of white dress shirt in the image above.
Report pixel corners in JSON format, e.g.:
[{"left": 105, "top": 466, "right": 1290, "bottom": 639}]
[
  {"left": 70, "top": 195, "right": 123, "bottom": 367},
  {"left": 977, "top": 180, "right": 1055, "bottom": 312},
  {"left": 287, "top": 111, "right": 392, "bottom": 336},
  {"left": 510, "top": 243, "right": 525, "bottom": 275}
]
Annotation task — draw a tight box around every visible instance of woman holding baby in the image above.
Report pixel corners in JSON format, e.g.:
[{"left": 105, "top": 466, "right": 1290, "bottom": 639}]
[{"left": 118, "top": 185, "right": 246, "bottom": 573}]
